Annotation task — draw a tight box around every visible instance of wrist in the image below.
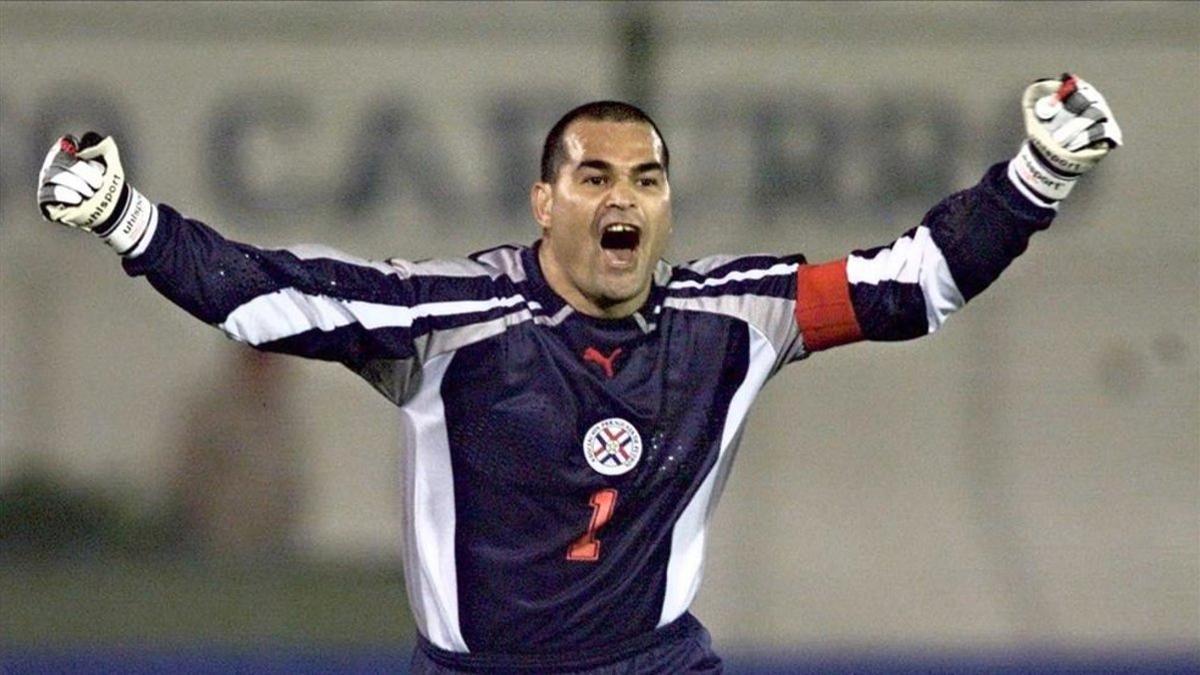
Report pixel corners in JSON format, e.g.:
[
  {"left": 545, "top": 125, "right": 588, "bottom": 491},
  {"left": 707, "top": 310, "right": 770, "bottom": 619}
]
[
  {"left": 95, "top": 184, "right": 157, "bottom": 256},
  {"left": 1007, "top": 142, "right": 1073, "bottom": 209}
]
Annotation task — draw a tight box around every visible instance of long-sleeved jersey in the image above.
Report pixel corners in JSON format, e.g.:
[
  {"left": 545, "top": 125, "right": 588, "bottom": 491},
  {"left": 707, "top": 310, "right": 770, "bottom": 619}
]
[{"left": 121, "top": 162, "right": 1052, "bottom": 663}]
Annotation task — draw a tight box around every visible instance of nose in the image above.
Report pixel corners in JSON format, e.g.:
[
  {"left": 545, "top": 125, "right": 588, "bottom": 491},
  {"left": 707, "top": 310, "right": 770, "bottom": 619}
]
[{"left": 605, "top": 178, "right": 636, "bottom": 210}]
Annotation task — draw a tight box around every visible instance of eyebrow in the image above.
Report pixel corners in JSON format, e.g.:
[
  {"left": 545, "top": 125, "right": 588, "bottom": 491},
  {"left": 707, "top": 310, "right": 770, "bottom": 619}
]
[{"left": 577, "top": 159, "right": 666, "bottom": 174}]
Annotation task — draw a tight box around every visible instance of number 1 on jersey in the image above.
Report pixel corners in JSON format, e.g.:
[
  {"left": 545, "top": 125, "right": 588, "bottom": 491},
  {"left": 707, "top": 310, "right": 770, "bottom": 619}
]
[{"left": 567, "top": 488, "right": 618, "bottom": 562}]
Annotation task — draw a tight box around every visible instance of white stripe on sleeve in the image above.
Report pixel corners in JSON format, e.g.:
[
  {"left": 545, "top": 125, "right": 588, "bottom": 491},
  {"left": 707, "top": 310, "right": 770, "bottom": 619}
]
[
  {"left": 219, "top": 290, "right": 527, "bottom": 345},
  {"left": 845, "top": 226, "right": 965, "bottom": 333},
  {"left": 666, "top": 262, "right": 798, "bottom": 291},
  {"left": 220, "top": 288, "right": 357, "bottom": 344}
]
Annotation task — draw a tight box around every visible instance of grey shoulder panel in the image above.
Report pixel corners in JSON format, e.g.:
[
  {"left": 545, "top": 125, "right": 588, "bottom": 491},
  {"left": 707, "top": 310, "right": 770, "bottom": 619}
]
[{"left": 664, "top": 293, "right": 805, "bottom": 373}]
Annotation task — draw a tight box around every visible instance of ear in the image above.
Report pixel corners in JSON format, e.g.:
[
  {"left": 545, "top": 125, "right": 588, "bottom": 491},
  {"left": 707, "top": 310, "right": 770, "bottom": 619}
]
[{"left": 530, "top": 181, "right": 553, "bottom": 231}]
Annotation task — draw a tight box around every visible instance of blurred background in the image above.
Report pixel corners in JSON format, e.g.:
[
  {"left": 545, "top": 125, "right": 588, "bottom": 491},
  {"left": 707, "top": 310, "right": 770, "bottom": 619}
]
[{"left": 1, "top": 1, "right": 1197, "bottom": 672}]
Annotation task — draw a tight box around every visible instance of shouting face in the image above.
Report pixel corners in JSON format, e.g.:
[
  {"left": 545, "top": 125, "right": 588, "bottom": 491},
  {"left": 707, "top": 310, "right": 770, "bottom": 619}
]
[{"left": 532, "top": 119, "right": 672, "bottom": 319}]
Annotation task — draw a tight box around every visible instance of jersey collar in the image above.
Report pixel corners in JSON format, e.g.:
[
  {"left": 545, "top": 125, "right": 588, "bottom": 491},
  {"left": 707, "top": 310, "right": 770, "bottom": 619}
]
[{"left": 522, "top": 241, "right": 671, "bottom": 333}]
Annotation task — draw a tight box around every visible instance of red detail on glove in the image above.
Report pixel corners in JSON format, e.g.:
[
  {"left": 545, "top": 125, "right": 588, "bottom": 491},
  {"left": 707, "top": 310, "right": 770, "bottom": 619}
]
[
  {"left": 795, "top": 259, "right": 863, "bottom": 352},
  {"left": 59, "top": 137, "right": 78, "bottom": 155},
  {"left": 1055, "top": 74, "right": 1078, "bottom": 102}
]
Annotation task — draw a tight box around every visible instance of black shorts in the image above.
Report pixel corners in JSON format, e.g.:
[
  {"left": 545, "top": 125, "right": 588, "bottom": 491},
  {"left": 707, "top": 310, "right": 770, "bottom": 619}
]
[{"left": 409, "top": 612, "right": 723, "bottom": 674}]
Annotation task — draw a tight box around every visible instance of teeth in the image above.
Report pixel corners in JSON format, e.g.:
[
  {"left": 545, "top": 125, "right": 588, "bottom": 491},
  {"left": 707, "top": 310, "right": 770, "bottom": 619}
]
[{"left": 599, "top": 223, "right": 641, "bottom": 251}]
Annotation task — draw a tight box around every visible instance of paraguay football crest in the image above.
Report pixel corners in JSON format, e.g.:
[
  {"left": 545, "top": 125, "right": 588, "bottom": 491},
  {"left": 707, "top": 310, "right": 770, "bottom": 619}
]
[{"left": 582, "top": 418, "right": 643, "bottom": 476}]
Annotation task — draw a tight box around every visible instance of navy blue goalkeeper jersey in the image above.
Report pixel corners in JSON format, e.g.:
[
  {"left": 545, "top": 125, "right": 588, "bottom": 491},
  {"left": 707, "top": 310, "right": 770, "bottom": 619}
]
[{"left": 121, "top": 163, "right": 1051, "bottom": 660}]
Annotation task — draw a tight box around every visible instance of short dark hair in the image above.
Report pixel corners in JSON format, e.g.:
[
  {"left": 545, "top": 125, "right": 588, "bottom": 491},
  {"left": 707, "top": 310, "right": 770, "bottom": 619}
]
[{"left": 539, "top": 100, "right": 669, "bottom": 183}]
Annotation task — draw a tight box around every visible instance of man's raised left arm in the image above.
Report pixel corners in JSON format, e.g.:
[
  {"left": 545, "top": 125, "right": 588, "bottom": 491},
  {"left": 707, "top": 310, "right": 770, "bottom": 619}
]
[{"left": 793, "top": 74, "right": 1122, "bottom": 354}]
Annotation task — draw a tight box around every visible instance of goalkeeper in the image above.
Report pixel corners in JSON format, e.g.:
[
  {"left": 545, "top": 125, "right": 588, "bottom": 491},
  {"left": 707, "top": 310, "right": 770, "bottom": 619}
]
[{"left": 37, "top": 76, "right": 1119, "bottom": 673}]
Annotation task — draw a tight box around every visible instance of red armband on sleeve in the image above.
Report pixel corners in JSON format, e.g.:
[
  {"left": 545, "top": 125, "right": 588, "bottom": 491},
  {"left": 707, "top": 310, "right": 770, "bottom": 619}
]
[{"left": 795, "top": 259, "right": 863, "bottom": 352}]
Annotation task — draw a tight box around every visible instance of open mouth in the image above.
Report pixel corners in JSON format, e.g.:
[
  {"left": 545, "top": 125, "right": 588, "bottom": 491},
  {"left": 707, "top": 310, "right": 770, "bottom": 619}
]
[{"left": 600, "top": 223, "right": 641, "bottom": 251}]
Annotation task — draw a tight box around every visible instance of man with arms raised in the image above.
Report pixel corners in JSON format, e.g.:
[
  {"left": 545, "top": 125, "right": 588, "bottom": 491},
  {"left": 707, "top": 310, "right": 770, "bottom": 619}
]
[{"left": 37, "top": 75, "right": 1119, "bottom": 673}]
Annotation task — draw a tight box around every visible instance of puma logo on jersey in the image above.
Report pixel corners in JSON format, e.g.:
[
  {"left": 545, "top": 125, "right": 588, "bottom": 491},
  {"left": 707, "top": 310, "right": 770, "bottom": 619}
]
[{"left": 582, "top": 346, "right": 623, "bottom": 379}]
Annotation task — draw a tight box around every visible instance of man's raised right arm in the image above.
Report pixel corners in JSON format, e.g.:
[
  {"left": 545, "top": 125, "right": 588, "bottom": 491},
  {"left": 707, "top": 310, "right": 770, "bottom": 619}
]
[{"left": 36, "top": 132, "right": 426, "bottom": 366}]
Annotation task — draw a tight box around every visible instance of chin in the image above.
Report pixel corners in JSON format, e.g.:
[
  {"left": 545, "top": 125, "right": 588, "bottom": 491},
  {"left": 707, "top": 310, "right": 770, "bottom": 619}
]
[{"left": 597, "top": 280, "right": 648, "bottom": 307}]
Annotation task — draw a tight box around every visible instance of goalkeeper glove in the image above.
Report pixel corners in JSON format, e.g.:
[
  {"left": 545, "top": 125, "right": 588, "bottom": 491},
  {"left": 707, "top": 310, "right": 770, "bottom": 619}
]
[
  {"left": 1008, "top": 73, "right": 1123, "bottom": 208},
  {"left": 37, "top": 132, "right": 156, "bottom": 255}
]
